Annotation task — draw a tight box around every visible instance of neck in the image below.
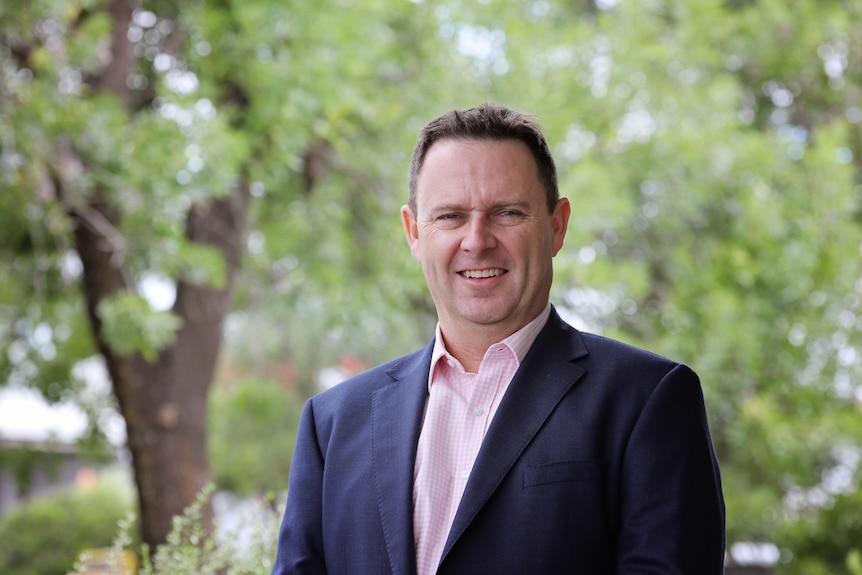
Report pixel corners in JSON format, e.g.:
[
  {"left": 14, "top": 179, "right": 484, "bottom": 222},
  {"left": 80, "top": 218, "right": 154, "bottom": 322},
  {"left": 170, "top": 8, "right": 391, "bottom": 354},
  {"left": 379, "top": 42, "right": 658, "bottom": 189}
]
[{"left": 438, "top": 325, "right": 513, "bottom": 374}]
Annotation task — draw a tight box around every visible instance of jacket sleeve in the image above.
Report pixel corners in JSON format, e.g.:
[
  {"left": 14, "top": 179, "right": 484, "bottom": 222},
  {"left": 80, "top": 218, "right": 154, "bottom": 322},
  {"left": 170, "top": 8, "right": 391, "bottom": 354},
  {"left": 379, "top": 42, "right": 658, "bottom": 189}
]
[
  {"left": 272, "top": 399, "right": 328, "bottom": 575},
  {"left": 616, "top": 364, "right": 726, "bottom": 574}
]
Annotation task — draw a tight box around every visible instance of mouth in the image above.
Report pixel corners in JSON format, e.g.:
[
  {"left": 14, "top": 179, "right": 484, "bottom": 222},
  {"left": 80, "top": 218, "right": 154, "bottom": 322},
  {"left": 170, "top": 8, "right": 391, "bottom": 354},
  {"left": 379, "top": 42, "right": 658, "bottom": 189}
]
[{"left": 459, "top": 268, "right": 507, "bottom": 279}]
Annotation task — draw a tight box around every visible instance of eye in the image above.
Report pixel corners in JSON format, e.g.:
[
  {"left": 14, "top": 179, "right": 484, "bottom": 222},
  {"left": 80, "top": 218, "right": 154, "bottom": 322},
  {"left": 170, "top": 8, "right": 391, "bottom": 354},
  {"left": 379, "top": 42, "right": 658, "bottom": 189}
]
[{"left": 497, "top": 209, "right": 526, "bottom": 219}]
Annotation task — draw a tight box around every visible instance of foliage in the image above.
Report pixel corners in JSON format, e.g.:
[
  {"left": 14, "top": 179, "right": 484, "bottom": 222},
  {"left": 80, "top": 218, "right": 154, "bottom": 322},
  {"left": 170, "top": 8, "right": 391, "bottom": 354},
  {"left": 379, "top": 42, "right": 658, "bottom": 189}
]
[
  {"left": 543, "top": 4, "right": 862, "bottom": 573},
  {"left": 96, "top": 293, "right": 183, "bottom": 362},
  {"left": 69, "top": 485, "right": 281, "bottom": 575},
  {"left": 773, "top": 479, "right": 862, "bottom": 575},
  {"left": 208, "top": 376, "right": 304, "bottom": 497},
  {"left": 0, "top": 474, "right": 134, "bottom": 575}
]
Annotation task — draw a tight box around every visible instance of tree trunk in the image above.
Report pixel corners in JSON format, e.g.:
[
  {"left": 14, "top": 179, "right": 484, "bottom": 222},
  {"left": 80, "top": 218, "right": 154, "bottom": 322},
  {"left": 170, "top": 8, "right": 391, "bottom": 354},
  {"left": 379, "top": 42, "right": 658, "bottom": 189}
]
[{"left": 68, "top": 185, "right": 248, "bottom": 548}]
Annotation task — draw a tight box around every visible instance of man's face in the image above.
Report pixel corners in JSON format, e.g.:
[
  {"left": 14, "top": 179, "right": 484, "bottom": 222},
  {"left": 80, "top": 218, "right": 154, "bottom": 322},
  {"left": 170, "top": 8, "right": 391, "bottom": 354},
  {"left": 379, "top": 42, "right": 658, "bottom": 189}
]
[{"left": 402, "top": 138, "right": 570, "bottom": 343}]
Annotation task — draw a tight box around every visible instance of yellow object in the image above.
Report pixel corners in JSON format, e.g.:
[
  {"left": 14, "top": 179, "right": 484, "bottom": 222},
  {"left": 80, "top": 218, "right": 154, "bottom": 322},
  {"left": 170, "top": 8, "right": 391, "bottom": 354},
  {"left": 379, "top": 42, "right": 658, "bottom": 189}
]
[{"left": 76, "top": 548, "right": 138, "bottom": 574}]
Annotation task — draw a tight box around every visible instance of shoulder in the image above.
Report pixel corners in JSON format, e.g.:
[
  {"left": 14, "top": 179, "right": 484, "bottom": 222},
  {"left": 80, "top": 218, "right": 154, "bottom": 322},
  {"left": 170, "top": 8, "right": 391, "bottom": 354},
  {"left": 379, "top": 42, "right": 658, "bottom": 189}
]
[
  {"left": 544, "top": 311, "right": 699, "bottom": 398},
  {"left": 574, "top": 331, "right": 701, "bottom": 408},
  {"left": 525, "top": 312, "right": 700, "bottom": 418},
  {"left": 581, "top": 331, "right": 683, "bottom": 370},
  {"left": 544, "top": 308, "right": 689, "bottom": 377}
]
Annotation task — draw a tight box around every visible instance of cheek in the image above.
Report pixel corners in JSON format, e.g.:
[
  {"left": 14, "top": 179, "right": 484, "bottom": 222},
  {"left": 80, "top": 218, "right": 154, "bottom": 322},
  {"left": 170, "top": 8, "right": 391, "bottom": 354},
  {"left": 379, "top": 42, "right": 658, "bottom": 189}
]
[
  {"left": 535, "top": 228, "right": 557, "bottom": 255},
  {"left": 509, "top": 230, "right": 543, "bottom": 257},
  {"left": 419, "top": 230, "right": 458, "bottom": 263}
]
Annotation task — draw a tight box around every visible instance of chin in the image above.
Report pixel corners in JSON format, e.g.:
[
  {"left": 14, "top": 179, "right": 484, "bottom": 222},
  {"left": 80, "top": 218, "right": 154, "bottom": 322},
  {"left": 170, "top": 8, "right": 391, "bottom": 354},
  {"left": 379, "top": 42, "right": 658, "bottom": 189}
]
[{"left": 460, "top": 308, "right": 511, "bottom": 327}]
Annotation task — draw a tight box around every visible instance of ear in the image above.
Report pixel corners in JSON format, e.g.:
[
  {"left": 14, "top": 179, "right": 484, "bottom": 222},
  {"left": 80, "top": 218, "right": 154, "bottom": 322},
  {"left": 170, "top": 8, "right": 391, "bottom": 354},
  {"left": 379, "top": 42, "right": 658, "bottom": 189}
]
[
  {"left": 550, "top": 197, "right": 571, "bottom": 256},
  {"left": 401, "top": 205, "right": 421, "bottom": 260}
]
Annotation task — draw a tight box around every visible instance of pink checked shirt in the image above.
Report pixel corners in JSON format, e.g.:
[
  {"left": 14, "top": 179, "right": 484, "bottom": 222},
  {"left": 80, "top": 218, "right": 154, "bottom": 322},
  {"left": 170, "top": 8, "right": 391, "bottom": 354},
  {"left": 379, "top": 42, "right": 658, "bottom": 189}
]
[{"left": 412, "top": 305, "right": 552, "bottom": 575}]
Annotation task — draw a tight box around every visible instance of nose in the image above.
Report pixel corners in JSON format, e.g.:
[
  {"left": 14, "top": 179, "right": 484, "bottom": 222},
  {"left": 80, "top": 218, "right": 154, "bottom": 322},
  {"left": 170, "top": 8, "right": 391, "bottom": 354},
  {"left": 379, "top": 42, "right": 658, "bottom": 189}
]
[{"left": 461, "top": 215, "right": 497, "bottom": 253}]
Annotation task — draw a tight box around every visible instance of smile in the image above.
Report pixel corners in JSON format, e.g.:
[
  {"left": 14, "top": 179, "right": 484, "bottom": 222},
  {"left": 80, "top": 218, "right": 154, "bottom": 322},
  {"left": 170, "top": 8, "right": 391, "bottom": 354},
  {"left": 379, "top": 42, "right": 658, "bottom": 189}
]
[{"left": 460, "top": 269, "right": 506, "bottom": 279}]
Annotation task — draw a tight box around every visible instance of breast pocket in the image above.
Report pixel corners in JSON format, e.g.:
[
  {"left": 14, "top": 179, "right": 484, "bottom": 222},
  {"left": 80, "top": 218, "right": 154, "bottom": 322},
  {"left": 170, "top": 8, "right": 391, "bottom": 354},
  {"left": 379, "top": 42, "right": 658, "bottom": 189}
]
[{"left": 523, "top": 460, "right": 604, "bottom": 487}]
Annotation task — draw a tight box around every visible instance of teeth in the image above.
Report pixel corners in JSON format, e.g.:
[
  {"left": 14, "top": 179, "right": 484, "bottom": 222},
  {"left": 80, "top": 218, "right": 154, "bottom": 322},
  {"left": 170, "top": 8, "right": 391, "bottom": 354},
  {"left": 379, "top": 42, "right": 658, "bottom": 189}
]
[{"left": 462, "top": 269, "right": 504, "bottom": 279}]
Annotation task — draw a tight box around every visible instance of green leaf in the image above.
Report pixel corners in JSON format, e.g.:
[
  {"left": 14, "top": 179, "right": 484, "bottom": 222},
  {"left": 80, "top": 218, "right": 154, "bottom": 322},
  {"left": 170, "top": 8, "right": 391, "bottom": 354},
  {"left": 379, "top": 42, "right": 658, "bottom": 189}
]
[{"left": 96, "top": 292, "right": 182, "bottom": 362}]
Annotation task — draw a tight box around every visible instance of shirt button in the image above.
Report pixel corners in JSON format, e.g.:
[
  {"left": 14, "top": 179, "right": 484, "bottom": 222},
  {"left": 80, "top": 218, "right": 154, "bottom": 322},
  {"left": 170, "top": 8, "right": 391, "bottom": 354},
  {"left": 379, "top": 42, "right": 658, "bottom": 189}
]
[
  {"left": 473, "top": 406, "right": 483, "bottom": 416},
  {"left": 461, "top": 469, "right": 470, "bottom": 479}
]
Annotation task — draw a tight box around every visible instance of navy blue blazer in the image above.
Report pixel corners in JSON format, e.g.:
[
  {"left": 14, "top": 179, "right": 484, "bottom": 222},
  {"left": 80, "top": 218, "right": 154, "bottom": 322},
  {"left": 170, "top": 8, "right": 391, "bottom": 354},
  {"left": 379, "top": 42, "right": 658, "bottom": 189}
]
[{"left": 272, "top": 309, "right": 725, "bottom": 574}]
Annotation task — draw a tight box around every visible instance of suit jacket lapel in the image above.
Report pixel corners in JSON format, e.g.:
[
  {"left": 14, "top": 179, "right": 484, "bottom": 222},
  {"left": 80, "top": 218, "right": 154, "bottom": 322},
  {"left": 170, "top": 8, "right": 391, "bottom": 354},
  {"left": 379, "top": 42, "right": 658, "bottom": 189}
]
[
  {"left": 440, "top": 311, "right": 589, "bottom": 562},
  {"left": 371, "top": 343, "right": 433, "bottom": 575}
]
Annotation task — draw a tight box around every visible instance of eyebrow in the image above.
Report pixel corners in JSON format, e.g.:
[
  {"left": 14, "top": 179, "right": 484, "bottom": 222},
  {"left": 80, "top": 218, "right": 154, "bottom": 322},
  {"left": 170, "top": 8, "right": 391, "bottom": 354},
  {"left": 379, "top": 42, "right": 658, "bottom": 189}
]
[{"left": 424, "top": 199, "right": 533, "bottom": 218}]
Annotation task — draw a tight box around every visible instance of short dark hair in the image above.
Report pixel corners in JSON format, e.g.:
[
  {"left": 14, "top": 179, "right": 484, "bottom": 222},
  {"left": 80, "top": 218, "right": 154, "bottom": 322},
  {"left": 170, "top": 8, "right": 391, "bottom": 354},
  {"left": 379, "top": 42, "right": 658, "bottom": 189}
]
[{"left": 407, "top": 103, "right": 559, "bottom": 215}]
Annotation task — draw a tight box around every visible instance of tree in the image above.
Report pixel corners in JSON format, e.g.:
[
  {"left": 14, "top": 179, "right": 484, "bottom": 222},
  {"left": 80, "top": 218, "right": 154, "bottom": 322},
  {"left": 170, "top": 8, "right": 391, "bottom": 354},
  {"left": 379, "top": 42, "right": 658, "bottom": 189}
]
[
  {"left": 1, "top": 0, "right": 250, "bottom": 548},
  {"left": 1, "top": 0, "right": 460, "bottom": 549}
]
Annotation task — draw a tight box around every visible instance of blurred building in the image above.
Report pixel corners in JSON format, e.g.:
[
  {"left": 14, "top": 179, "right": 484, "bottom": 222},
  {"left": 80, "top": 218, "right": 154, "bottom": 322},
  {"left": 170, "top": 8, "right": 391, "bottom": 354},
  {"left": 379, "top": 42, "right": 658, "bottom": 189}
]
[{"left": 0, "top": 385, "right": 121, "bottom": 519}]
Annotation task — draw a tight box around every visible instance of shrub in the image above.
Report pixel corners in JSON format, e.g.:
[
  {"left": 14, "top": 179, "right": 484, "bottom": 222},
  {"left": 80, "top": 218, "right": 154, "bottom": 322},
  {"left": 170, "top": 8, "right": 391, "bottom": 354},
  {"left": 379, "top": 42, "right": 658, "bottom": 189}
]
[
  {"left": 209, "top": 376, "right": 303, "bottom": 496},
  {"left": 70, "top": 484, "right": 282, "bottom": 575},
  {"left": 0, "top": 472, "right": 134, "bottom": 575}
]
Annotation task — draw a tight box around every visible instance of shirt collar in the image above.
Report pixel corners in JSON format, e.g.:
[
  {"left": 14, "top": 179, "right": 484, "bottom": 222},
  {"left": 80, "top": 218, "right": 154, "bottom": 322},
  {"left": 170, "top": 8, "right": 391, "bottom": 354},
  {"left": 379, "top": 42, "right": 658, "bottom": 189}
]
[{"left": 428, "top": 303, "right": 552, "bottom": 388}]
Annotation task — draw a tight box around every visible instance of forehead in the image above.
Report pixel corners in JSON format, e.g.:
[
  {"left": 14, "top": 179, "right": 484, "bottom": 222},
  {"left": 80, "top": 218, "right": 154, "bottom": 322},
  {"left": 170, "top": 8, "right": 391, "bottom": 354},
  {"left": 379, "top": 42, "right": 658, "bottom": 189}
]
[{"left": 415, "top": 138, "right": 542, "bottom": 209}]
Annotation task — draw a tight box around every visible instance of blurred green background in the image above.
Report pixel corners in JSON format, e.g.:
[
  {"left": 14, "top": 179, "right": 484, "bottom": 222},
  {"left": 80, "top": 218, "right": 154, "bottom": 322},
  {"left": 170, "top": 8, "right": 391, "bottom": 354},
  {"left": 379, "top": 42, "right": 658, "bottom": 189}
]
[{"left": 1, "top": 0, "right": 861, "bottom": 573}]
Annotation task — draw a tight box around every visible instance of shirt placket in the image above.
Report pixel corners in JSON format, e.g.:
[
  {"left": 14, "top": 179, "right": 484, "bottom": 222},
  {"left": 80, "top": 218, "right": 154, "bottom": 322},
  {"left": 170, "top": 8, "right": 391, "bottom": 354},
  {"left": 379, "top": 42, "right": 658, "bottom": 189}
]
[{"left": 455, "top": 345, "right": 509, "bottom": 487}]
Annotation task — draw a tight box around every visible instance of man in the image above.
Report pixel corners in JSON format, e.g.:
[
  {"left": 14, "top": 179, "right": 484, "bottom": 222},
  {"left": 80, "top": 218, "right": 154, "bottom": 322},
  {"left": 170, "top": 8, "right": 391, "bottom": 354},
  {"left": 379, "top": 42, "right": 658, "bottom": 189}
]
[{"left": 272, "top": 104, "right": 725, "bottom": 574}]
